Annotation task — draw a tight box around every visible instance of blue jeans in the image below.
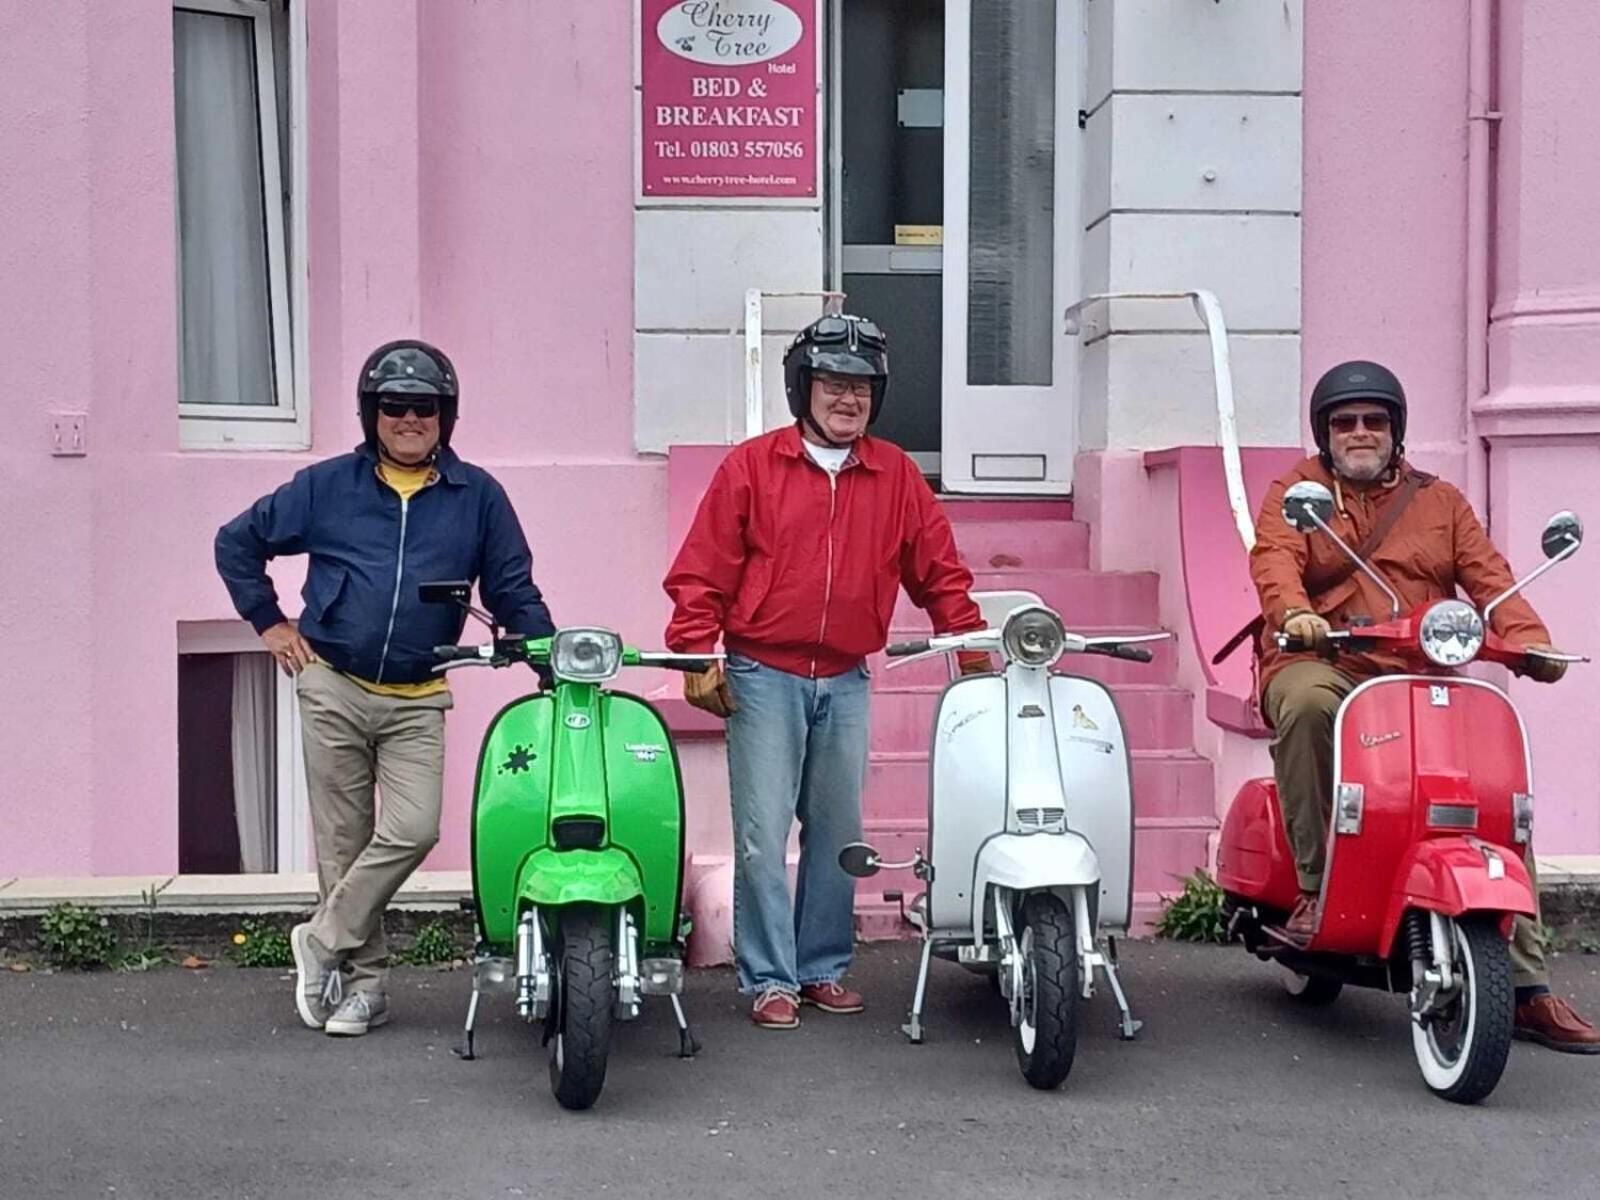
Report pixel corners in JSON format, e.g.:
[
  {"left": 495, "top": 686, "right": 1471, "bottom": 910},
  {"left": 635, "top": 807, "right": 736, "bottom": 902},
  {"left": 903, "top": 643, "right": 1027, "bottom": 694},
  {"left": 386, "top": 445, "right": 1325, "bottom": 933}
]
[{"left": 724, "top": 652, "right": 871, "bottom": 995}]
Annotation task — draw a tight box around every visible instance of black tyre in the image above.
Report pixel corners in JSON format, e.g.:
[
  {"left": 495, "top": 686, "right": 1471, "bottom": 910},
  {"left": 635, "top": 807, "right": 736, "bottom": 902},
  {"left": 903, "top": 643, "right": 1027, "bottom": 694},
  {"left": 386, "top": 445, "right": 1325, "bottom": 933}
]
[
  {"left": 549, "top": 904, "right": 614, "bottom": 1111},
  {"left": 1411, "top": 915, "right": 1514, "bottom": 1105},
  {"left": 1013, "top": 892, "right": 1079, "bottom": 1090}
]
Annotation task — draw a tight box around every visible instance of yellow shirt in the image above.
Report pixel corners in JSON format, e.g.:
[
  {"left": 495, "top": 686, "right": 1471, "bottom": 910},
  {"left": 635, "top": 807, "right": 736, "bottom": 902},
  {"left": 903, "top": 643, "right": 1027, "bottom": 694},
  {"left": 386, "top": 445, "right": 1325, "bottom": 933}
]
[{"left": 343, "top": 462, "right": 451, "bottom": 699}]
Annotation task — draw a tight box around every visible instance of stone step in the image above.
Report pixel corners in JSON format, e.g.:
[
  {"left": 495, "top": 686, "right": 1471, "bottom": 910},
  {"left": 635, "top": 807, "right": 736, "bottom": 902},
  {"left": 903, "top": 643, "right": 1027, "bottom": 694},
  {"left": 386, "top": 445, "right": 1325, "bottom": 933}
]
[
  {"left": 868, "top": 683, "right": 1195, "bottom": 754},
  {"left": 951, "top": 519, "right": 1091, "bottom": 572},
  {"left": 861, "top": 750, "right": 1216, "bottom": 823},
  {"left": 891, "top": 568, "right": 1160, "bottom": 630}
]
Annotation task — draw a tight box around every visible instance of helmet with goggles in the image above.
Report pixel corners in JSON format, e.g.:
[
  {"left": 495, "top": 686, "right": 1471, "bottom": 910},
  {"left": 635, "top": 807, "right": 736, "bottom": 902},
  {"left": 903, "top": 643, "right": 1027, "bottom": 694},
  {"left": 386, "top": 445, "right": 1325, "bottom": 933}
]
[{"left": 782, "top": 315, "right": 889, "bottom": 441}]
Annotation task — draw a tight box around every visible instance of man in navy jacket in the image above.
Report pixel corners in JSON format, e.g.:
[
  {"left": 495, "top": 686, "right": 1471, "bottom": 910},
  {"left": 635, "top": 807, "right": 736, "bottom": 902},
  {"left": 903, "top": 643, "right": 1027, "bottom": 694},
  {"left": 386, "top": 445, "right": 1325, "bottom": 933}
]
[{"left": 216, "top": 340, "right": 553, "bottom": 1036}]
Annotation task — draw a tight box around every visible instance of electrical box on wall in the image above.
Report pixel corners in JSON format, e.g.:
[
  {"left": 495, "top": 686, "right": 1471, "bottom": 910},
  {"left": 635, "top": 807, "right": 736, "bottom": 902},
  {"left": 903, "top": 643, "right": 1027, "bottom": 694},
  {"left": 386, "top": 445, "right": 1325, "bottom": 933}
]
[{"left": 49, "top": 412, "right": 88, "bottom": 457}]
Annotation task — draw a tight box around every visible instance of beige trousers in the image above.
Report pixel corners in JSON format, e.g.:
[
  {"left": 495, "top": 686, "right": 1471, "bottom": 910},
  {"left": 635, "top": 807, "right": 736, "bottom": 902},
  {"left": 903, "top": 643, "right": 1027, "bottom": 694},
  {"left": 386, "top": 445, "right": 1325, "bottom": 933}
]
[{"left": 295, "top": 664, "right": 451, "bottom": 993}]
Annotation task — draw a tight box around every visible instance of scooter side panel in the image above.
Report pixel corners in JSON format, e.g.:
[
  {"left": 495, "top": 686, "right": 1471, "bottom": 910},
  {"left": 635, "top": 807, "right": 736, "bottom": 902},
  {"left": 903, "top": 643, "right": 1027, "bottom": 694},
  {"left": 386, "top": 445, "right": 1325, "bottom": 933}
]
[
  {"left": 1216, "top": 777, "right": 1302, "bottom": 912},
  {"left": 472, "top": 693, "right": 557, "bottom": 947},
  {"left": 1318, "top": 676, "right": 1529, "bottom": 956},
  {"left": 927, "top": 676, "right": 1008, "bottom": 931},
  {"left": 600, "top": 693, "right": 687, "bottom": 948},
  {"left": 1049, "top": 675, "right": 1134, "bottom": 929}
]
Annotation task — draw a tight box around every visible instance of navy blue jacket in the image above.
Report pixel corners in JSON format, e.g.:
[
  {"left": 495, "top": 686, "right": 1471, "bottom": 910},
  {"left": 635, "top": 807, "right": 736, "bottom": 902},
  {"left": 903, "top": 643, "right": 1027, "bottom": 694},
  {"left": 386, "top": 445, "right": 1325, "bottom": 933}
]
[{"left": 215, "top": 445, "right": 554, "bottom": 685}]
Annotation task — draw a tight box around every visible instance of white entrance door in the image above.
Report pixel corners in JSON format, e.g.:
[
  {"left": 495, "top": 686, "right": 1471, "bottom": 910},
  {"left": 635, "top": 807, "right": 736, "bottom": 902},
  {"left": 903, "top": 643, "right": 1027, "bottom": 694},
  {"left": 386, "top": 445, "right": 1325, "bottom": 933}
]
[{"left": 941, "top": 0, "right": 1079, "bottom": 494}]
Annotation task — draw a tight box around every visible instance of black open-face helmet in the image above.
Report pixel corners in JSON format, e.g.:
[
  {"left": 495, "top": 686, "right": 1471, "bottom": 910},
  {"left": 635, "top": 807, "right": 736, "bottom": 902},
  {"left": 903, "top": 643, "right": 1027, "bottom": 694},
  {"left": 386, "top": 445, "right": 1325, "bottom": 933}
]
[
  {"left": 1309, "top": 359, "right": 1406, "bottom": 468},
  {"left": 782, "top": 315, "right": 889, "bottom": 438},
  {"left": 357, "top": 340, "right": 459, "bottom": 454}
]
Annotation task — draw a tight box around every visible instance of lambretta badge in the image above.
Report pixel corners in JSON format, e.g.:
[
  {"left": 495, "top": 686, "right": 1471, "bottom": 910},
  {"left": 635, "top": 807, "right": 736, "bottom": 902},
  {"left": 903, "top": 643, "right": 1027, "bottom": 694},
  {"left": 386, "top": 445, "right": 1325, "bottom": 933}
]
[
  {"left": 1071, "top": 705, "right": 1100, "bottom": 731},
  {"left": 626, "top": 742, "right": 666, "bottom": 763},
  {"left": 564, "top": 714, "right": 591, "bottom": 730},
  {"left": 1068, "top": 735, "right": 1115, "bottom": 755},
  {"left": 1360, "top": 731, "right": 1402, "bottom": 749}
]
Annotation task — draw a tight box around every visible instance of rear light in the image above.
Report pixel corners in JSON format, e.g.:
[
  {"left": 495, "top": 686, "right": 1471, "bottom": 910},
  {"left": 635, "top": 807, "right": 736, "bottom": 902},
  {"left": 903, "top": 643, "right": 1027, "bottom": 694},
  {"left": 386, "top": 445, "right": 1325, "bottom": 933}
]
[{"left": 552, "top": 816, "right": 606, "bottom": 850}]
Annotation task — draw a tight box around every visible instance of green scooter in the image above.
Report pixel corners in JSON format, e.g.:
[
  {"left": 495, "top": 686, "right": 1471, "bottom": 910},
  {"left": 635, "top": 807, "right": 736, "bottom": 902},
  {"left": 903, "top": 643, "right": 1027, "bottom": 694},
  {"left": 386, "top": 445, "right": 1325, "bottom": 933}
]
[{"left": 421, "top": 581, "right": 713, "bottom": 1111}]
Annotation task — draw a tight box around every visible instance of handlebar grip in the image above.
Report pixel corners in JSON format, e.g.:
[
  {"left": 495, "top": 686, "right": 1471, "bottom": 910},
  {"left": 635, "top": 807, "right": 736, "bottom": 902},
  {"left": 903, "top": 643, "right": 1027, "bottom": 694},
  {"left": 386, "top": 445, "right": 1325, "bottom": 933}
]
[
  {"left": 668, "top": 658, "right": 715, "bottom": 674},
  {"left": 1277, "top": 634, "right": 1309, "bottom": 653},
  {"left": 886, "top": 640, "right": 931, "bottom": 657},
  {"left": 1108, "top": 644, "right": 1154, "bottom": 663},
  {"left": 433, "top": 644, "right": 477, "bottom": 662}
]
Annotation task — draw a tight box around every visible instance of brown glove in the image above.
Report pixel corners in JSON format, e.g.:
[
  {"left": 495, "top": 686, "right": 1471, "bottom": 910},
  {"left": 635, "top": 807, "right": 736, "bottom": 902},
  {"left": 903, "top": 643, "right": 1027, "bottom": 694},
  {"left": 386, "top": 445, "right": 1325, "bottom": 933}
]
[
  {"left": 684, "top": 662, "right": 736, "bottom": 718},
  {"left": 1283, "top": 610, "right": 1332, "bottom": 651},
  {"left": 956, "top": 650, "right": 993, "bottom": 677},
  {"left": 1519, "top": 644, "right": 1568, "bottom": 684}
]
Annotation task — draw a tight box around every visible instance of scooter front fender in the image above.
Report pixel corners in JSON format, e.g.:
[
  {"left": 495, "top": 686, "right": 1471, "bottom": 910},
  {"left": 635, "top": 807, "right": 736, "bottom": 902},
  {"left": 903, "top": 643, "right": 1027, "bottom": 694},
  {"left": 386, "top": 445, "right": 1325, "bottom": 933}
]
[
  {"left": 1376, "top": 837, "right": 1535, "bottom": 957},
  {"left": 517, "top": 847, "right": 644, "bottom": 912},
  {"left": 972, "top": 832, "right": 1099, "bottom": 933}
]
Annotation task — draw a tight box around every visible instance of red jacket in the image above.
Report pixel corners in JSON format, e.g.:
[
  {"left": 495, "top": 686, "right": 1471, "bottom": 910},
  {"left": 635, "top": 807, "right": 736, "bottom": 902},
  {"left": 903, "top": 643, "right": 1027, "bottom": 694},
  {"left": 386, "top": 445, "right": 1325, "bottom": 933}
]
[{"left": 664, "top": 425, "right": 983, "bottom": 678}]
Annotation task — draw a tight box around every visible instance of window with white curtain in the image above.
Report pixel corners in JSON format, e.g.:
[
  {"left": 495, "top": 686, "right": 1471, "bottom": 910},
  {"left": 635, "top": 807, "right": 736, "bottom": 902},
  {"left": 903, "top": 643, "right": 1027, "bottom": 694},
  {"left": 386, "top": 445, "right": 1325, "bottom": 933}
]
[{"left": 174, "top": 0, "right": 305, "bottom": 447}]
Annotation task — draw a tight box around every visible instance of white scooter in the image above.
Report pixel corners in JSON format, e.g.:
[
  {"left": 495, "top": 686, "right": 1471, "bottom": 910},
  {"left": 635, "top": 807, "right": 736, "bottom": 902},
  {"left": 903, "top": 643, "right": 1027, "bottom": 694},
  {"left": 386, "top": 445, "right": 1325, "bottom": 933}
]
[{"left": 839, "top": 594, "right": 1168, "bottom": 1089}]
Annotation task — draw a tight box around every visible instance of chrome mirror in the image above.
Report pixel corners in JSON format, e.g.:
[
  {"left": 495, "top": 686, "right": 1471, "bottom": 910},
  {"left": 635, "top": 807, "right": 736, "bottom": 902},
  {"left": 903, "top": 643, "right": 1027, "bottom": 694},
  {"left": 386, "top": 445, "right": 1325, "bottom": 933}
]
[
  {"left": 1282, "top": 481, "right": 1335, "bottom": 534},
  {"left": 1541, "top": 511, "right": 1582, "bottom": 561}
]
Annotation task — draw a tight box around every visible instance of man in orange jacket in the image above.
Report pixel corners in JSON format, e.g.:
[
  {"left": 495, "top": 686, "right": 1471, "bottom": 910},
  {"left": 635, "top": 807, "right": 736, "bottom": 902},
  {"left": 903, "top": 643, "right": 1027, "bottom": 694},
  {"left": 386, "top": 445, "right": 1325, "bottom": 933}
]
[
  {"left": 663, "top": 314, "right": 987, "bottom": 1030},
  {"left": 1250, "top": 359, "right": 1597, "bottom": 1053}
]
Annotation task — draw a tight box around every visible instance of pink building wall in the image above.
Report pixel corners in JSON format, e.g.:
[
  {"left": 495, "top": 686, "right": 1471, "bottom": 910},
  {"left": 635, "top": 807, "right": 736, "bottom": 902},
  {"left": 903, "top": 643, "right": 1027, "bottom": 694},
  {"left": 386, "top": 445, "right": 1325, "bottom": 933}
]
[
  {"left": 1301, "top": 0, "right": 1600, "bottom": 853},
  {"left": 0, "top": 3, "right": 674, "bottom": 877}
]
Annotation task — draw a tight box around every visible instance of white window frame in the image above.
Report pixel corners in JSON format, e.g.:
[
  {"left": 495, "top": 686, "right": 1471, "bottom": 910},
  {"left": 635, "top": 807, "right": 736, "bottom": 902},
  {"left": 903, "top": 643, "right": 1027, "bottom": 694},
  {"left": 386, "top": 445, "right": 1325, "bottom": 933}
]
[
  {"left": 177, "top": 621, "right": 313, "bottom": 873},
  {"left": 175, "top": 0, "right": 311, "bottom": 451}
]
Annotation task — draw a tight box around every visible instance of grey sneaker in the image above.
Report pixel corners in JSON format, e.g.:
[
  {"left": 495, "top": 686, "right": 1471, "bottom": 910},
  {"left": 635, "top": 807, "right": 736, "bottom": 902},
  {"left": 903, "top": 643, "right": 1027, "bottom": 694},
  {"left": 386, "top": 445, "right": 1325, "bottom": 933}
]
[
  {"left": 291, "top": 922, "right": 343, "bottom": 1030},
  {"left": 325, "top": 990, "right": 389, "bottom": 1037}
]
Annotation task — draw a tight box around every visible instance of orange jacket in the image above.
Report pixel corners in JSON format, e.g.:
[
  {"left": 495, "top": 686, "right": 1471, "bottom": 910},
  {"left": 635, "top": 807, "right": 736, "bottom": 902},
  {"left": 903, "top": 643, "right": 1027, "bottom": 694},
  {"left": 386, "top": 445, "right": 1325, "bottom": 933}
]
[{"left": 1251, "top": 456, "right": 1549, "bottom": 697}]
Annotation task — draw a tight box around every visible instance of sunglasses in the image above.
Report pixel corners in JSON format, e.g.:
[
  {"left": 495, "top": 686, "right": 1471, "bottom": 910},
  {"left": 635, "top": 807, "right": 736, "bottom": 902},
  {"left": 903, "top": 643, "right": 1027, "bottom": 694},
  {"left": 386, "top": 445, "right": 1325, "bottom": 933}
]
[
  {"left": 376, "top": 396, "right": 441, "bottom": 420},
  {"left": 1328, "top": 411, "right": 1392, "bottom": 434}
]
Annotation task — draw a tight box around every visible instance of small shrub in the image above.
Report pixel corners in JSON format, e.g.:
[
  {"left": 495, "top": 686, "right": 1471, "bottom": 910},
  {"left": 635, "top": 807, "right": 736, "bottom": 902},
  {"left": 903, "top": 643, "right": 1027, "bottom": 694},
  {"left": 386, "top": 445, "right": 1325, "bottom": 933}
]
[
  {"left": 227, "top": 919, "right": 293, "bottom": 969},
  {"left": 397, "top": 919, "right": 459, "bottom": 966},
  {"left": 39, "top": 902, "right": 119, "bottom": 969},
  {"left": 1154, "top": 870, "right": 1229, "bottom": 944}
]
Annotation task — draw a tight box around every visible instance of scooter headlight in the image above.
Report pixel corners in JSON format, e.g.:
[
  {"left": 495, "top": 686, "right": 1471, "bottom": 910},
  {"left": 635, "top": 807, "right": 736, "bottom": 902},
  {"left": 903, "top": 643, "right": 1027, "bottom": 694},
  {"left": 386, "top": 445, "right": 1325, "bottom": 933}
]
[
  {"left": 1419, "top": 600, "right": 1485, "bottom": 667},
  {"left": 1002, "top": 606, "right": 1066, "bottom": 668},
  {"left": 551, "top": 628, "right": 623, "bottom": 682}
]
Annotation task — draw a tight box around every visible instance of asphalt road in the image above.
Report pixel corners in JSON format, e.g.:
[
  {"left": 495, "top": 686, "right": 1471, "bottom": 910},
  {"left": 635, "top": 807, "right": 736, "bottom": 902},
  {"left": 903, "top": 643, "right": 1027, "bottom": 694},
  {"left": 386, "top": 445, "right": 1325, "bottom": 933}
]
[{"left": 3, "top": 941, "right": 1599, "bottom": 1200}]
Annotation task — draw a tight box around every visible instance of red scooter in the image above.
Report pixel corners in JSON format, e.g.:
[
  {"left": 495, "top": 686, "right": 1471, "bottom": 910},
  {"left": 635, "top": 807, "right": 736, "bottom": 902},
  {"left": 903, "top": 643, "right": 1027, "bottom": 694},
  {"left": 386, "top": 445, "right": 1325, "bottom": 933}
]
[{"left": 1217, "top": 480, "right": 1585, "bottom": 1103}]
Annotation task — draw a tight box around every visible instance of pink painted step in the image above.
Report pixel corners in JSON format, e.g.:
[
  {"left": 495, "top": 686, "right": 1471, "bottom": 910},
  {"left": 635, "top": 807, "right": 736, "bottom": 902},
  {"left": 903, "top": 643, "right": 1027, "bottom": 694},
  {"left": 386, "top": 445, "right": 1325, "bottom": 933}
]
[
  {"left": 950, "top": 520, "right": 1091, "bottom": 571},
  {"left": 862, "top": 750, "right": 1215, "bottom": 823},
  {"left": 892, "top": 568, "right": 1160, "bottom": 630},
  {"left": 868, "top": 683, "right": 1194, "bottom": 754},
  {"left": 871, "top": 626, "right": 1179, "bottom": 687}
]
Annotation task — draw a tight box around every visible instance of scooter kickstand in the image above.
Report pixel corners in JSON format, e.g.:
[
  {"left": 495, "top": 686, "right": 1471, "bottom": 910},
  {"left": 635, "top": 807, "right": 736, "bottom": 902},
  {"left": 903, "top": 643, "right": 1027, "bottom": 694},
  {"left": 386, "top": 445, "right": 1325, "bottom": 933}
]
[
  {"left": 902, "top": 935, "right": 934, "bottom": 1044},
  {"left": 1099, "top": 953, "right": 1142, "bottom": 1041},
  {"left": 453, "top": 984, "right": 481, "bottom": 1061},
  {"left": 670, "top": 994, "right": 701, "bottom": 1059}
]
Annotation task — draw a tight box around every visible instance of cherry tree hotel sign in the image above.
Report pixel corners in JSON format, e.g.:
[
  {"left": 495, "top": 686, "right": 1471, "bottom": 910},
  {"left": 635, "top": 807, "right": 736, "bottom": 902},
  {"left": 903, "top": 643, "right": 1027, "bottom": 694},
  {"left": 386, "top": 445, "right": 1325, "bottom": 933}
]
[{"left": 640, "top": 0, "right": 818, "bottom": 200}]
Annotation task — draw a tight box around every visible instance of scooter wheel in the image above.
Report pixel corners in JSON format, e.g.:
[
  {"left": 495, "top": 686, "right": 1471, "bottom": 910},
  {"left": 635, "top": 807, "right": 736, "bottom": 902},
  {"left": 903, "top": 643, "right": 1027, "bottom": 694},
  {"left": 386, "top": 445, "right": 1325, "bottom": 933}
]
[
  {"left": 1411, "top": 915, "right": 1514, "bottom": 1105},
  {"left": 1013, "top": 892, "right": 1079, "bottom": 1091},
  {"left": 548, "top": 904, "right": 614, "bottom": 1111}
]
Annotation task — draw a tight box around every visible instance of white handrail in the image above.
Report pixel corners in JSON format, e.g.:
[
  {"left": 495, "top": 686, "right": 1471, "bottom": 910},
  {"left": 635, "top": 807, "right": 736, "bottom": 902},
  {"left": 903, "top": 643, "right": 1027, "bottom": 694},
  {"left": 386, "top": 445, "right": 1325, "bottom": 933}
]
[
  {"left": 1061, "top": 289, "right": 1254, "bottom": 552},
  {"left": 742, "top": 288, "right": 845, "bottom": 443}
]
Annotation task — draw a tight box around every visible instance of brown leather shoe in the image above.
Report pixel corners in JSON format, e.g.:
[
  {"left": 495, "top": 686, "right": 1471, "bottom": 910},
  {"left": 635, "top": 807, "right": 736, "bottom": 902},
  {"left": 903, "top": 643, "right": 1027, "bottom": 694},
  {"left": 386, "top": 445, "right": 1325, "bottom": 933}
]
[
  {"left": 1267, "top": 892, "right": 1319, "bottom": 949},
  {"left": 799, "top": 981, "right": 865, "bottom": 1014},
  {"left": 751, "top": 987, "right": 800, "bottom": 1030},
  {"left": 1514, "top": 993, "right": 1600, "bottom": 1054}
]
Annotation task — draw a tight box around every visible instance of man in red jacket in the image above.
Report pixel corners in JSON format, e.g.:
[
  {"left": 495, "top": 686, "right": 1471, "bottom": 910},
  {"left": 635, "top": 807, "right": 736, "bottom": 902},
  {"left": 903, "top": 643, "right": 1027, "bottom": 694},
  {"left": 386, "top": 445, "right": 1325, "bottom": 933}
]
[{"left": 664, "top": 314, "right": 988, "bottom": 1030}]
